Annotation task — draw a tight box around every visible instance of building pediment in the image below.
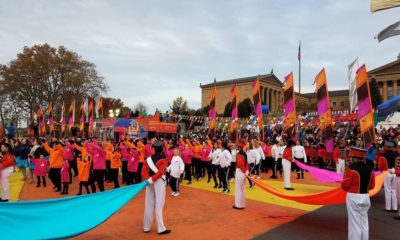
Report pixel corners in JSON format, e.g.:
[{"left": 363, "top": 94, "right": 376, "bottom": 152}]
[{"left": 368, "top": 59, "right": 400, "bottom": 76}]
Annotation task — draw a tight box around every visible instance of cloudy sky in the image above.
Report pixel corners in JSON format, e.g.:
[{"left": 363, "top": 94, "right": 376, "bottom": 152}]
[{"left": 0, "top": 0, "right": 399, "bottom": 113}]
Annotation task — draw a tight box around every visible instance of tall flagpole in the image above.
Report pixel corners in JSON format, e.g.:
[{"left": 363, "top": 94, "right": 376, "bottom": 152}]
[{"left": 298, "top": 40, "right": 301, "bottom": 94}]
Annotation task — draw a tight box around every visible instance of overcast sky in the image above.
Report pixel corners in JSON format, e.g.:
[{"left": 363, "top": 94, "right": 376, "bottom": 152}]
[{"left": 0, "top": 0, "right": 399, "bottom": 113}]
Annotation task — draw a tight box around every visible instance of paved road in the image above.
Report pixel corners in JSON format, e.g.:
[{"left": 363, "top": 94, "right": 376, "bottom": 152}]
[{"left": 253, "top": 190, "right": 399, "bottom": 240}]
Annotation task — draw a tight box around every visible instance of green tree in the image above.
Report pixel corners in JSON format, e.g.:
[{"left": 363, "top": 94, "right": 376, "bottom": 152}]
[
  {"left": 223, "top": 102, "right": 233, "bottom": 117},
  {"left": 369, "top": 78, "right": 382, "bottom": 107},
  {"left": 238, "top": 98, "right": 254, "bottom": 118},
  {"left": 194, "top": 105, "right": 210, "bottom": 116},
  {"left": 170, "top": 96, "right": 189, "bottom": 114}
]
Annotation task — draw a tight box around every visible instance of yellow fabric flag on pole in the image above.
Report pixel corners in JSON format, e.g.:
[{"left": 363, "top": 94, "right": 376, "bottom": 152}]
[{"left": 371, "top": 0, "right": 400, "bottom": 13}]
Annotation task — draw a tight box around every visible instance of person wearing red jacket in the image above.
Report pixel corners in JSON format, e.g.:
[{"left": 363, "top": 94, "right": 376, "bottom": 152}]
[
  {"left": 142, "top": 140, "right": 171, "bottom": 235},
  {"left": 394, "top": 144, "right": 400, "bottom": 220},
  {"left": 334, "top": 139, "right": 347, "bottom": 174},
  {"left": 341, "top": 147, "right": 375, "bottom": 240},
  {"left": 0, "top": 143, "right": 15, "bottom": 202},
  {"left": 233, "top": 143, "right": 249, "bottom": 210},
  {"left": 282, "top": 140, "right": 295, "bottom": 190}
]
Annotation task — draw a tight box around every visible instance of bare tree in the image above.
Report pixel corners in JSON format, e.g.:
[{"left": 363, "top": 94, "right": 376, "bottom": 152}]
[
  {"left": 133, "top": 102, "right": 147, "bottom": 114},
  {"left": 0, "top": 44, "right": 108, "bottom": 119}
]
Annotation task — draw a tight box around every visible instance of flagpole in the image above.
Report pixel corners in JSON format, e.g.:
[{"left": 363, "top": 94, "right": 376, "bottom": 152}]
[{"left": 298, "top": 40, "right": 301, "bottom": 94}]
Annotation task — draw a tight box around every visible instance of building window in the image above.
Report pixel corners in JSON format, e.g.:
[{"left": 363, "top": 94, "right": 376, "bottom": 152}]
[
  {"left": 340, "top": 101, "right": 345, "bottom": 107},
  {"left": 333, "top": 102, "right": 336, "bottom": 107},
  {"left": 379, "top": 82, "right": 383, "bottom": 95}
]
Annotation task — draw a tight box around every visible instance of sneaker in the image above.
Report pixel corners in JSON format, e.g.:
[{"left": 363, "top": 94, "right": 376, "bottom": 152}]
[
  {"left": 284, "top": 187, "right": 295, "bottom": 190},
  {"left": 233, "top": 205, "right": 245, "bottom": 210},
  {"left": 270, "top": 175, "right": 278, "bottom": 179},
  {"left": 171, "top": 192, "right": 176, "bottom": 196},
  {"left": 173, "top": 192, "right": 180, "bottom": 197}
]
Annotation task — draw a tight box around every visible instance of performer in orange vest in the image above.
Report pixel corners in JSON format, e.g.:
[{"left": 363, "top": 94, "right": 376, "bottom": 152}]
[{"left": 77, "top": 155, "right": 92, "bottom": 195}]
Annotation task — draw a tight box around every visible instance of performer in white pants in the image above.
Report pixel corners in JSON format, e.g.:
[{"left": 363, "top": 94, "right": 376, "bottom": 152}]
[
  {"left": 382, "top": 142, "right": 398, "bottom": 212},
  {"left": 282, "top": 140, "right": 294, "bottom": 190},
  {"left": 341, "top": 147, "right": 375, "bottom": 240},
  {"left": 233, "top": 143, "right": 248, "bottom": 210},
  {"left": 394, "top": 150, "right": 400, "bottom": 220},
  {"left": 334, "top": 139, "right": 347, "bottom": 174},
  {"left": 0, "top": 143, "right": 16, "bottom": 202},
  {"left": 141, "top": 140, "right": 171, "bottom": 235}
]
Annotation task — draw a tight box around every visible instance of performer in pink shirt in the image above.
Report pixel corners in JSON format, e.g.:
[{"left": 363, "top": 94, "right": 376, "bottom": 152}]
[{"left": 60, "top": 159, "right": 70, "bottom": 195}]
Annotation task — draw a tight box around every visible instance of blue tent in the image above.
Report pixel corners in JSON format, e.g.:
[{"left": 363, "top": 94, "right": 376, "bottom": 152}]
[
  {"left": 113, "top": 118, "right": 147, "bottom": 138},
  {"left": 377, "top": 95, "right": 400, "bottom": 116}
]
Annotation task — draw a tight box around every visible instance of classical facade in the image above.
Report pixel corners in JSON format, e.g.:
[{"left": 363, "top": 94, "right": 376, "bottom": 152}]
[
  {"left": 200, "top": 74, "right": 351, "bottom": 114},
  {"left": 200, "top": 74, "right": 283, "bottom": 114},
  {"left": 368, "top": 59, "right": 400, "bottom": 102}
]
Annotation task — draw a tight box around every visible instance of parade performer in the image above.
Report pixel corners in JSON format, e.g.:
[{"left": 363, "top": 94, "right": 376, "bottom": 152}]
[
  {"left": 181, "top": 143, "right": 194, "bottom": 184},
  {"left": 282, "top": 140, "right": 294, "bottom": 190},
  {"left": 127, "top": 148, "right": 140, "bottom": 185},
  {"left": 86, "top": 140, "right": 106, "bottom": 192},
  {"left": 334, "top": 139, "right": 347, "bottom": 174},
  {"left": 43, "top": 140, "right": 64, "bottom": 192},
  {"left": 60, "top": 158, "right": 70, "bottom": 195},
  {"left": 382, "top": 142, "right": 398, "bottom": 212},
  {"left": 110, "top": 150, "right": 121, "bottom": 188},
  {"left": 247, "top": 142, "right": 257, "bottom": 188},
  {"left": 77, "top": 155, "right": 92, "bottom": 195},
  {"left": 32, "top": 153, "right": 48, "bottom": 187},
  {"left": 200, "top": 141, "right": 212, "bottom": 182},
  {"left": 292, "top": 140, "right": 307, "bottom": 179},
  {"left": 254, "top": 140, "right": 265, "bottom": 179},
  {"left": 233, "top": 142, "right": 248, "bottom": 210},
  {"left": 0, "top": 143, "right": 15, "bottom": 202},
  {"left": 64, "top": 140, "right": 75, "bottom": 184},
  {"left": 270, "top": 140, "right": 279, "bottom": 178},
  {"left": 394, "top": 145, "right": 400, "bottom": 220},
  {"left": 142, "top": 140, "right": 171, "bottom": 235},
  {"left": 220, "top": 142, "right": 232, "bottom": 194},
  {"left": 209, "top": 142, "right": 221, "bottom": 188},
  {"left": 341, "top": 147, "right": 375, "bottom": 240},
  {"left": 167, "top": 148, "right": 185, "bottom": 197}
]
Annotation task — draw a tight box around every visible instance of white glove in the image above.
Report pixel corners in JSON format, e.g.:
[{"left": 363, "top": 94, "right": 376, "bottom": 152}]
[
  {"left": 147, "top": 178, "right": 154, "bottom": 184},
  {"left": 389, "top": 168, "right": 395, "bottom": 174},
  {"left": 245, "top": 171, "right": 249, "bottom": 176}
]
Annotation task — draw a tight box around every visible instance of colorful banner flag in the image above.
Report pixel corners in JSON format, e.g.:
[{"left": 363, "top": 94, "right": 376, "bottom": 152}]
[
  {"left": 68, "top": 100, "right": 75, "bottom": 130},
  {"left": 83, "top": 98, "right": 89, "bottom": 122},
  {"left": 79, "top": 102, "right": 84, "bottom": 134},
  {"left": 47, "top": 104, "right": 54, "bottom": 134},
  {"left": 37, "top": 108, "right": 46, "bottom": 137},
  {"left": 88, "top": 100, "right": 94, "bottom": 136},
  {"left": 60, "top": 102, "right": 65, "bottom": 136},
  {"left": 208, "top": 85, "right": 217, "bottom": 136},
  {"left": 283, "top": 72, "right": 296, "bottom": 136},
  {"left": 371, "top": 0, "right": 400, "bottom": 13},
  {"left": 252, "top": 78, "right": 263, "bottom": 133},
  {"left": 230, "top": 84, "right": 238, "bottom": 142},
  {"left": 95, "top": 96, "right": 103, "bottom": 118},
  {"left": 315, "top": 69, "right": 334, "bottom": 156},
  {"left": 348, "top": 58, "right": 359, "bottom": 112},
  {"left": 355, "top": 65, "right": 376, "bottom": 149}
]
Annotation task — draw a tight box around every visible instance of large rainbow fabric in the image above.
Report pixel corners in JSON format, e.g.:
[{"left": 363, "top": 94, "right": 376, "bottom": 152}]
[
  {"left": 294, "top": 160, "right": 381, "bottom": 183},
  {"left": 356, "top": 65, "right": 375, "bottom": 148},
  {"left": 230, "top": 84, "right": 238, "bottom": 142},
  {"left": 0, "top": 182, "right": 147, "bottom": 240},
  {"left": 208, "top": 86, "right": 217, "bottom": 135},
  {"left": 249, "top": 171, "right": 386, "bottom": 205},
  {"left": 315, "top": 69, "right": 333, "bottom": 155},
  {"left": 283, "top": 73, "right": 296, "bottom": 133}
]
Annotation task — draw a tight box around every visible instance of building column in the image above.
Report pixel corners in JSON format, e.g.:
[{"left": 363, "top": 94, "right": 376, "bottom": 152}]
[
  {"left": 383, "top": 81, "right": 388, "bottom": 102},
  {"left": 266, "top": 88, "right": 270, "bottom": 108},
  {"left": 260, "top": 87, "right": 264, "bottom": 105},
  {"left": 394, "top": 80, "right": 398, "bottom": 97},
  {"left": 275, "top": 90, "right": 279, "bottom": 111}
]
